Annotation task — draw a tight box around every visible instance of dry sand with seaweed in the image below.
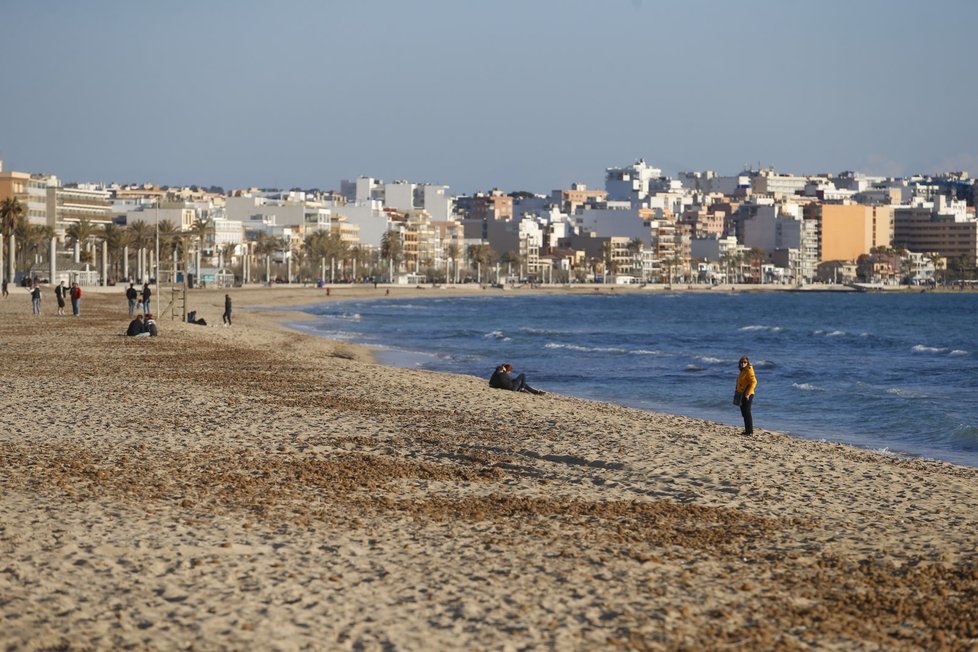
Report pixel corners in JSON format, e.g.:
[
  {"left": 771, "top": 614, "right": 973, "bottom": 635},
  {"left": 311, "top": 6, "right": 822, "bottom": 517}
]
[{"left": 2, "top": 284, "right": 977, "bottom": 650}]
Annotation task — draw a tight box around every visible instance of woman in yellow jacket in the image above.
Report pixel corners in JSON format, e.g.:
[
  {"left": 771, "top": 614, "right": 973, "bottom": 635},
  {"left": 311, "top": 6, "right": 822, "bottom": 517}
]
[{"left": 735, "top": 355, "right": 757, "bottom": 435}]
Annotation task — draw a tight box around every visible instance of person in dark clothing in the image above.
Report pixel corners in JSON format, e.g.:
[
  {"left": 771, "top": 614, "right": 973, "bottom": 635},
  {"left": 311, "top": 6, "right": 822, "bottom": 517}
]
[
  {"left": 30, "top": 284, "right": 42, "bottom": 316},
  {"left": 126, "top": 314, "right": 146, "bottom": 336},
  {"left": 126, "top": 283, "right": 138, "bottom": 316},
  {"left": 141, "top": 283, "right": 152, "bottom": 314},
  {"left": 55, "top": 281, "right": 66, "bottom": 316},
  {"left": 69, "top": 282, "right": 82, "bottom": 316},
  {"left": 144, "top": 313, "right": 159, "bottom": 337},
  {"left": 489, "top": 363, "right": 545, "bottom": 395},
  {"left": 222, "top": 294, "right": 232, "bottom": 326}
]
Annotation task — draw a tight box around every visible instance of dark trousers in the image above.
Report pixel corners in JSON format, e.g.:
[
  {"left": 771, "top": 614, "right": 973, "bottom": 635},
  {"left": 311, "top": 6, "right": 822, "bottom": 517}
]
[
  {"left": 223, "top": 310, "right": 232, "bottom": 325},
  {"left": 510, "top": 373, "right": 527, "bottom": 392},
  {"left": 740, "top": 394, "right": 754, "bottom": 434}
]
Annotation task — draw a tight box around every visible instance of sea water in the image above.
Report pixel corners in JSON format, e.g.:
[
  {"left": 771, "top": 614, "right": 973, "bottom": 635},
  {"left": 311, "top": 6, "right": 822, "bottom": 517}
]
[{"left": 288, "top": 291, "right": 978, "bottom": 468}]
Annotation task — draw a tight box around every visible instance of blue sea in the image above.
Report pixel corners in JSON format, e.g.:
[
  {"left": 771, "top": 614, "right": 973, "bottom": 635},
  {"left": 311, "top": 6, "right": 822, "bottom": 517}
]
[{"left": 287, "top": 291, "right": 978, "bottom": 468}]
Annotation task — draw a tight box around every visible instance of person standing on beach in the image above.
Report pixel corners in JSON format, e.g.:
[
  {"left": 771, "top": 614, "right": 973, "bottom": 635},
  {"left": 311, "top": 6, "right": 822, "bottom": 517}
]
[
  {"left": 735, "top": 355, "right": 757, "bottom": 435},
  {"left": 222, "top": 294, "right": 232, "bottom": 327},
  {"left": 142, "top": 283, "right": 152, "bottom": 314},
  {"left": 55, "top": 281, "right": 67, "bottom": 316},
  {"left": 69, "top": 282, "right": 82, "bottom": 317},
  {"left": 30, "top": 283, "right": 41, "bottom": 316},
  {"left": 126, "top": 283, "right": 138, "bottom": 316},
  {"left": 2, "top": 278, "right": 8, "bottom": 297}
]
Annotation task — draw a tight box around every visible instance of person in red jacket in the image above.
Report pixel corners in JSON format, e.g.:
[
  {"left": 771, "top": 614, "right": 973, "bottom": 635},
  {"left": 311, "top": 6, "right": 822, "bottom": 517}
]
[{"left": 69, "top": 282, "right": 82, "bottom": 317}]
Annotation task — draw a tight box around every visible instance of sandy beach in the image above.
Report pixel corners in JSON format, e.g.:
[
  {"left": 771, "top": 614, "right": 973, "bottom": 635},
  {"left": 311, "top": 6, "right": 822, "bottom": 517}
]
[{"left": 2, "top": 283, "right": 977, "bottom": 650}]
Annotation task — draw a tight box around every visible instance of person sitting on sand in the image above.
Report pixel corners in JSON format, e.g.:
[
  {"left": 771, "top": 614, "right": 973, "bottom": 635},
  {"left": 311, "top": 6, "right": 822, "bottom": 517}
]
[
  {"left": 126, "top": 314, "right": 147, "bottom": 337},
  {"left": 489, "top": 363, "right": 545, "bottom": 395},
  {"left": 144, "top": 313, "right": 159, "bottom": 337}
]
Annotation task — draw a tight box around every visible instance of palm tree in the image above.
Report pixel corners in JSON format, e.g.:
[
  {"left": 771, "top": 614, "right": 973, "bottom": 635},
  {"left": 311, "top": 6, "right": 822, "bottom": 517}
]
[
  {"left": 600, "top": 240, "right": 614, "bottom": 283},
  {"left": 445, "top": 243, "right": 461, "bottom": 283},
  {"left": 101, "top": 223, "right": 129, "bottom": 284},
  {"left": 16, "top": 224, "right": 54, "bottom": 275},
  {"left": 1, "top": 197, "right": 26, "bottom": 277},
  {"left": 380, "top": 228, "right": 404, "bottom": 278},
  {"left": 500, "top": 250, "right": 521, "bottom": 280},
  {"left": 65, "top": 219, "right": 100, "bottom": 265},
  {"left": 126, "top": 220, "right": 153, "bottom": 281},
  {"left": 466, "top": 244, "right": 493, "bottom": 282},
  {"left": 926, "top": 252, "right": 944, "bottom": 285},
  {"left": 188, "top": 217, "right": 214, "bottom": 267}
]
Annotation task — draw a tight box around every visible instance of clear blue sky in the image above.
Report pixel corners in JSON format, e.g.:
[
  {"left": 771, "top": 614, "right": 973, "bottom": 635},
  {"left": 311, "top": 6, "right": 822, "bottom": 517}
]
[{"left": 2, "top": 0, "right": 975, "bottom": 194}]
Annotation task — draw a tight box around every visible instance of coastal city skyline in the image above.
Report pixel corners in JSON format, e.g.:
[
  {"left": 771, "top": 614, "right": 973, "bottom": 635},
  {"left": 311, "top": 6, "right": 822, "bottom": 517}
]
[{"left": 2, "top": 0, "right": 976, "bottom": 193}]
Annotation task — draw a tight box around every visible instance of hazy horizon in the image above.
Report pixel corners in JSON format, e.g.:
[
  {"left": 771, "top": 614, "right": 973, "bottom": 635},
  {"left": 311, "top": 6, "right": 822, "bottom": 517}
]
[{"left": 2, "top": 0, "right": 975, "bottom": 194}]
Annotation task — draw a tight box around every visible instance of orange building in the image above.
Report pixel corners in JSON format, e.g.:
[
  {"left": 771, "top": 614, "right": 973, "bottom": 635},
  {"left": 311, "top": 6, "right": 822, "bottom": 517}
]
[{"left": 806, "top": 203, "right": 893, "bottom": 261}]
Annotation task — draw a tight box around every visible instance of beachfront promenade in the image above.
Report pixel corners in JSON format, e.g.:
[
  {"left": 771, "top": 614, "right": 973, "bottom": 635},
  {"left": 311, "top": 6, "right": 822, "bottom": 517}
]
[{"left": 2, "top": 286, "right": 977, "bottom": 650}]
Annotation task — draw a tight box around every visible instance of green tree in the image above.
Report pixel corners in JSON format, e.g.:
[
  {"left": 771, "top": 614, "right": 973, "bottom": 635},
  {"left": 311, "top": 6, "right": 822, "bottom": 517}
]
[
  {"left": 188, "top": 217, "right": 215, "bottom": 266},
  {"left": 380, "top": 229, "right": 404, "bottom": 276},
  {"left": 101, "top": 223, "right": 129, "bottom": 283},
  {"left": 65, "top": 219, "right": 100, "bottom": 265},
  {"left": 445, "top": 243, "right": 461, "bottom": 283},
  {"left": 1, "top": 196, "right": 26, "bottom": 277}
]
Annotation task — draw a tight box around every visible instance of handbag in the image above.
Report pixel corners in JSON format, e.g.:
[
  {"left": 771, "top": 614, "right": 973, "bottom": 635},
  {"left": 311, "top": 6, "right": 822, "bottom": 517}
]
[{"left": 733, "top": 391, "right": 743, "bottom": 406}]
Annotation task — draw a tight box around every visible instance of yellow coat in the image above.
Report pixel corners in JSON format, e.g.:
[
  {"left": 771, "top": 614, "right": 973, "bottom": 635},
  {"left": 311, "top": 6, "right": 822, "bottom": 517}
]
[{"left": 736, "top": 365, "right": 757, "bottom": 397}]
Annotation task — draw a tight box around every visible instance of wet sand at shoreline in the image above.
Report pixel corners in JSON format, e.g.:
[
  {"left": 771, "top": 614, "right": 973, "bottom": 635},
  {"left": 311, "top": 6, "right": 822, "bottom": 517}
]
[{"left": 2, "top": 284, "right": 977, "bottom": 650}]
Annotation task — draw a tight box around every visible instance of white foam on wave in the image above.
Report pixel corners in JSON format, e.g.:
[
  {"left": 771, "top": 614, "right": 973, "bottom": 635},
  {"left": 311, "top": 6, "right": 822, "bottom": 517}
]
[
  {"left": 826, "top": 330, "right": 846, "bottom": 337},
  {"left": 912, "top": 344, "right": 948, "bottom": 353},
  {"left": 684, "top": 364, "right": 705, "bottom": 372},
  {"left": 792, "top": 382, "right": 826, "bottom": 392},
  {"left": 886, "top": 387, "right": 928, "bottom": 399},
  {"left": 740, "top": 325, "right": 783, "bottom": 332},
  {"left": 949, "top": 349, "right": 969, "bottom": 357},
  {"left": 484, "top": 330, "right": 511, "bottom": 341},
  {"left": 632, "top": 349, "right": 661, "bottom": 356},
  {"left": 545, "top": 342, "right": 627, "bottom": 354}
]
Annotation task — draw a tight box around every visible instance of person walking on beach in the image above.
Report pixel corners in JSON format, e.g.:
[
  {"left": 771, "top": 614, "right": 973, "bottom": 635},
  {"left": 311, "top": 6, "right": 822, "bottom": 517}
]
[
  {"left": 69, "top": 282, "right": 82, "bottom": 317},
  {"left": 489, "top": 363, "right": 545, "bottom": 395},
  {"left": 141, "top": 283, "right": 152, "bottom": 314},
  {"left": 126, "top": 283, "right": 138, "bottom": 316},
  {"left": 222, "top": 294, "right": 232, "bottom": 327},
  {"left": 735, "top": 355, "right": 757, "bottom": 435},
  {"left": 30, "top": 283, "right": 41, "bottom": 316},
  {"left": 2, "top": 278, "right": 8, "bottom": 297},
  {"left": 55, "top": 281, "right": 67, "bottom": 316}
]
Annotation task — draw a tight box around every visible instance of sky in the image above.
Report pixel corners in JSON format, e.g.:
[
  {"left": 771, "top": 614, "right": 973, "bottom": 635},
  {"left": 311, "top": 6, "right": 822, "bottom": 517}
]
[{"left": 1, "top": 0, "right": 976, "bottom": 195}]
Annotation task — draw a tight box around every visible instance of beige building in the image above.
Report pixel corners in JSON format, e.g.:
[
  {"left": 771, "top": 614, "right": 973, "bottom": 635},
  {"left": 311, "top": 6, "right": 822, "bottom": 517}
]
[
  {"left": 806, "top": 202, "right": 893, "bottom": 261},
  {"left": 0, "top": 168, "right": 56, "bottom": 227},
  {"left": 47, "top": 184, "right": 112, "bottom": 236},
  {"left": 893, "top": 205, "right": 978, "bottom": 265}
]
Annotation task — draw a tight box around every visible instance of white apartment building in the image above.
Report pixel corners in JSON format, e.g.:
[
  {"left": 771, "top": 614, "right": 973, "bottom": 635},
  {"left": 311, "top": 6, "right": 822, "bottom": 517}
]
[
  {"left": 573, "top": 207, "right": 651, "bottom": 244},
  {"left": 384, "top": 181, "right": 416, "bottom": 212},
  {"left": 679, "top": 170, "right": 750, "bottom": 195},
  {"left": 605, "top": 159, "right": 663, "bottom": 208},
  {"left": 422, "top": 184, "right": 452, "bottom": 221},
  {"left": 750, "top": 168, "right": 809, "bottom": 198}
]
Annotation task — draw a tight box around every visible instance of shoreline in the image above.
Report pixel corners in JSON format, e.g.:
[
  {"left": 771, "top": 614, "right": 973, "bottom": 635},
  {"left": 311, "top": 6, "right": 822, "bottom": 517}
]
[{"left": 3, "top": 287, "right": 978, "bottom": 649}]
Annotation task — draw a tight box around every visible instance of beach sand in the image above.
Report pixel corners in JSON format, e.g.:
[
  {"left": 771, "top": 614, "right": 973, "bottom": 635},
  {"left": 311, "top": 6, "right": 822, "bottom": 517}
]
[{"left": 2, "top": 284, "right": 977, "bottom": 650}]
